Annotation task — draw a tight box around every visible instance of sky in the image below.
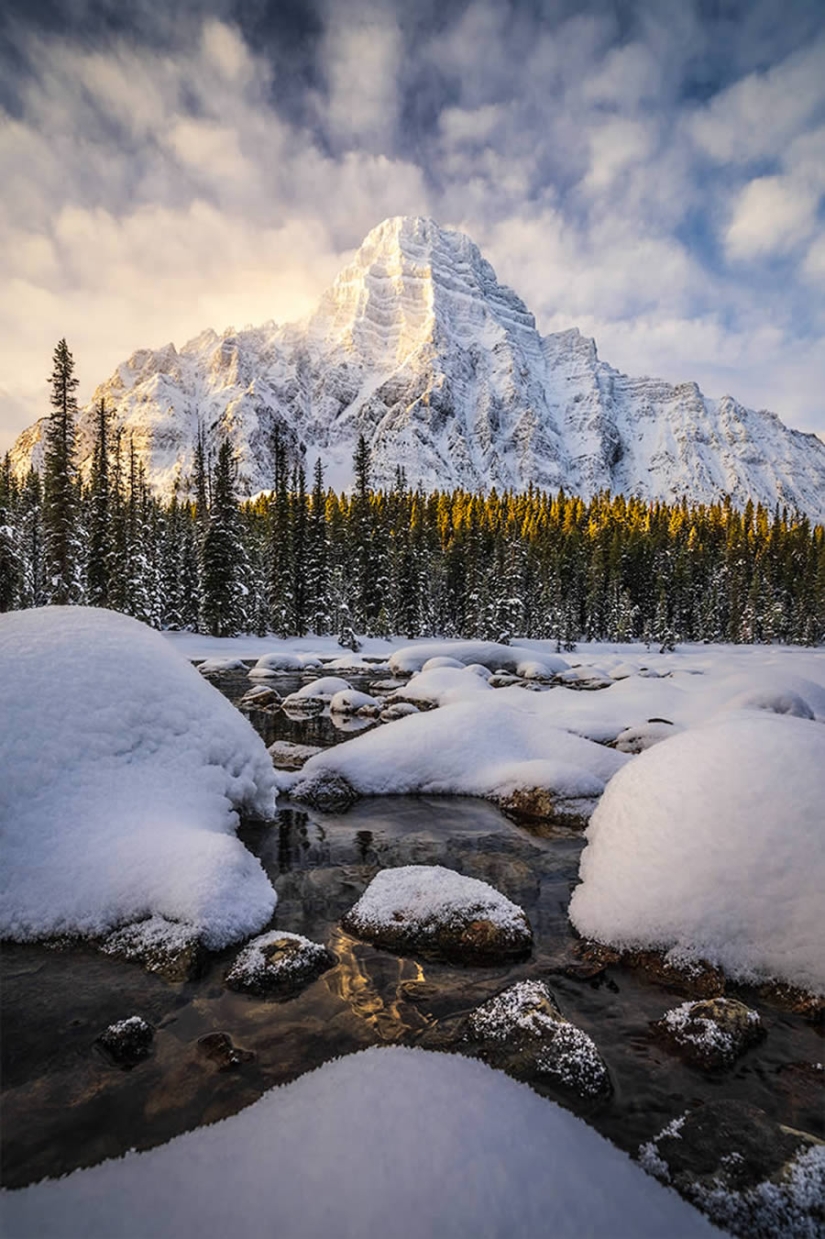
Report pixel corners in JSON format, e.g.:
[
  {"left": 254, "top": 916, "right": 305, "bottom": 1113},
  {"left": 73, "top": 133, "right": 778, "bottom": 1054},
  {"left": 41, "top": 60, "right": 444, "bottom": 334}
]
[{"left": 1, "top": 0, "right": 824, "bottom": 453}]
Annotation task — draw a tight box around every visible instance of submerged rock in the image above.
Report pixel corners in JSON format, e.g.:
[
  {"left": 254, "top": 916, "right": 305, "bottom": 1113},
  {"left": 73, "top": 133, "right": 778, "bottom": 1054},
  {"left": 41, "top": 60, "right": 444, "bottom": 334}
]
[
  {"left": 101, "top": 917, "right": 207, "bottom": 982},
  {"left": 291, "top": 770, "right": 360, "bottom": 813},
  {"left": 342, "top": 865, "right": 532, "bottom": 965},
  {"left": 464, "top": 979, "right": 611, "bottom": 1099},
  {"left": 652, "top": 998, "right": 764, "bottom": 1070},
  {"left": 268, "top": 740, "right": 324, "bottom": 771},
  {"left": 281, "top": 693, "right": 326, "bottom": 714},
  {"left": 239, "top": 685, "right": 282, "bottom": 711},
  {"left": 196, "top": 1031, "right": 256, "bottom": 1070},
  {"left": 96, "top": 1015, "right": 155, "bottom": 1069},
  {"left": 639, "top": 1100, "right": 825, "bottom": 1239},
  {"left": 225, "top": 930, "right": 335, "bottom": 999}
]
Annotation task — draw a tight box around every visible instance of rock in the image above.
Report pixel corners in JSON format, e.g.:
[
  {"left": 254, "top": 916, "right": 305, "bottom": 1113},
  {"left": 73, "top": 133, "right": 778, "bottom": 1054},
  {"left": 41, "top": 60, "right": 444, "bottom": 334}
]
[
  {"left": 464, "top": 980, "right": 611, "bottom": 1099},
  {"left": 380, "top": 702, "right": 421, "bottom": 721},
  {"left": 622, "top": 948, "right": 726, "bottom": 997},
  {"left": 639, "top": 1100, "right": 825, "bottom": 1238},
  {"left": 197, "top": 657, "right": 247, "bottom": 676},
  {"left": 225, "top": 930, "right": 336, "bottom": 999},
  {"left": 488, "top": 673, "right": 522, "bottom": 687},
  {"left": 563, "top": 940, "right": 622, "bottom": 980},
  {"left": 96, "top": 1015, "right": 154, "bottom": 1068},
  {"left": 281, "top": 693, "right": 326, "bottom": 714},
  {"left": 329, "top": 689, "right": 381, "bottom": 715},
  {"left": 239, "top": 685, "right": 281, "bottom": 710},
  {"left": 370, "top": 678, "right": 407, "bottom": 692},
  {"left": 196, "top": 1031, "right": 256, "bottom": 1070},
  {"left": 291, "top": 770, "right": 360, "bottom": 813},
  {"left": 652, "top": 998, "right": 764, "bottom": 1070},
  {"left": 268, "top": 740, "right": 324, "bottom": 771},
  {"left": 247, "top": 652, "right": 304, "bottom": 678},
  {"left": 100, "top": 916, "right": 207, "bottom": 981},
  {"left": 342, "top": 865, "right": 532, "bottom": 965}
]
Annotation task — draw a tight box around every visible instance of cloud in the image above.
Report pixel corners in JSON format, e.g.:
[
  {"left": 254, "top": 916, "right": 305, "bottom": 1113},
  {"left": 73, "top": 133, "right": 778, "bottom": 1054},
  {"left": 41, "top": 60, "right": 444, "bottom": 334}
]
[{"left": 1, "top": 0, "right": 824, "bottom": 456}]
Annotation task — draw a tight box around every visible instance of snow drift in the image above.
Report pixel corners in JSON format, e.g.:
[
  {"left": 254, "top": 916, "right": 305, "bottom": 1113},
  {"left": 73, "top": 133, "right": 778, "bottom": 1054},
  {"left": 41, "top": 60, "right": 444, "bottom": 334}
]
[
  {"left": 569, "top": 712, "right": 825, "bottom": 993},
  {"left": 0, "top": 608, "right": 277, "bottom": 949}
]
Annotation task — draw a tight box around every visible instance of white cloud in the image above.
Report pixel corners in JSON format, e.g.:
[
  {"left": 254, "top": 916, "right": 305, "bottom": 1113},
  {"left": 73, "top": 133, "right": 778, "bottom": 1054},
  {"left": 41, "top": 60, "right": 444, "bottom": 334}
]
[{"left": 726, "top": 175, "right": 820, "bottom": 260}]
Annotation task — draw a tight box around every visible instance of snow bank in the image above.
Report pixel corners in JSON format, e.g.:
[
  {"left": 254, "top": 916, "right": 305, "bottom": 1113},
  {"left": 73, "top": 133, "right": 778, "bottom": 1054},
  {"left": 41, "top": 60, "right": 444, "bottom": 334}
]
[
  {"left": 294, "top": 675, "right": 352, "bottom": 699},
  {"left": 0, "top": 608, "right": 277, "bottom": 949},
  {"left": 569, "top": 712, "right": 825, "bottom": 993},
  {"left": 294, "top": 696, "right": 626, "bottom": 802},
  {"left": 389, "top": 640, "right": 568, "bottom": 676},
  {"left": 390, "top": 665, "right": 493, "bottom": 707},
  {"left": 248, "top": 651, "right": 304, "bottom": 677},
  {"left": 0, "top": 1047, "right": 719, "bottom": 1238}
]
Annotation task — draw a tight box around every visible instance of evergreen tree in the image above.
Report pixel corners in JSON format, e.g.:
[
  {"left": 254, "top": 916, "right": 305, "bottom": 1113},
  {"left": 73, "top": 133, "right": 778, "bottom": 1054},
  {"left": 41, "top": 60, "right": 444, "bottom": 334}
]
[
  {"left": 42, "top": 339, "right": 83, "bottom": 603},
  {"left": 86, "top": 397, "right": 113, "bottom": 607},
  {"left": 199, "top": 439, "right": 247, "bottom": 636}
]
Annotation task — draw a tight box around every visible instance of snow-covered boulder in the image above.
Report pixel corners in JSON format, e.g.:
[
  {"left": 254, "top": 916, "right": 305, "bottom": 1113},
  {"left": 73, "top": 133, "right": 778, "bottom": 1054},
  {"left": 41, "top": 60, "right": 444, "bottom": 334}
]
[
  {"left": 329, "top": 689, "right": 381, "bottom": 715},
  {"left": 569, "top": 713, "right": 825, "bottom": 994},
  {"left": 389, "top": 641, "right": 561, "bottom": 676},
  {"left": 198, "top": 656, "right": 247, "bottom": 675},
  {"left": 238, "top": 684, "right": 281, "bottom": 710},
  {"left": 421, "top": 655, "right": 466, "bottom": 671},
  {"left": 294, "top": 676, "right": 351, "bottom": 700},
  {"left": 380, "top": 701, "right": 420, "bottom": 721},
  {"left": 0, "top": 607, "right": 277, "bottom": 950},
  {"left": 464, "top": 980, "right": 611, "bottom": 1098},
  {"left": 1, "top": 1046, "right": 719, "bottom": 1238},
  {"left": 651, "top": 998, "right": 764, "bottom": 1071},
  {"left": 342, "top": 865, "right": 532, "bottom": 964},
  {"left": 614, "top": 720, "right": 679, "bottom": 753},
  {"left": 388, "top": 666, "right": 493, "bottom": 708},
  {"left": 292, "top": 696, "right": 626, "bottom": 813},
  {"left": 225, "top": 930, "right": 335, "bottom": 998},
  {"left": 248, "top": 651, "right": 304, "bottom": 678}
]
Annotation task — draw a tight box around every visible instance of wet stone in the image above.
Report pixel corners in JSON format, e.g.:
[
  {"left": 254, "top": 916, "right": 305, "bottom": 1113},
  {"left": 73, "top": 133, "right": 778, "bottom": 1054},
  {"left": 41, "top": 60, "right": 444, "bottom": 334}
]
[
  {"left": 225, "top": 930, "right": 336, "bottom": 999},
  {"left": 96, "top": 1015, "right": 154, "bottom": 1069},
  {"left": 239, "top": 685, "right": 282, "bottom": 711},
  {"left": 100, "top": 917, "right": 208, "bottom": 982},
  {"left": 463, "top": 979, "right": 611, "bottom": 1099},
  {"left": 639, "top": 1100, "right": 825, "bottom": 1238},
  {"left": 291, "top": 771, "right": 360, "bottom": 813},
  {"left": 196, "top": 1032, "right": 256, "bottom": 1071},
  {"left": 268, "top": 740, "right": 324, "bottom": 771},
  {"left": 652, "top": 997, "right": 764, "bottom": 1070}
]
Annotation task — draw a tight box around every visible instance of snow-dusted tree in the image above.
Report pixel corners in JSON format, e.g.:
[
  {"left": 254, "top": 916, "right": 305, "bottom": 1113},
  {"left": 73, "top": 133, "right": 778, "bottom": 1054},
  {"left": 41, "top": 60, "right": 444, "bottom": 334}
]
[
  {"left": 0, "top": 503, "right": 22, "bottom": 611},
  {"left": 42, "top": 339, "right": 83, "bottom": 603},
  {"left": 199, "top": 439, "right": 247, "bottom": 636},
  {"left": 86, "top": 397, "right": 113, "bottom": 608},
  {"left": 306, "top": 458, "right": 332, "bottom": 634}
]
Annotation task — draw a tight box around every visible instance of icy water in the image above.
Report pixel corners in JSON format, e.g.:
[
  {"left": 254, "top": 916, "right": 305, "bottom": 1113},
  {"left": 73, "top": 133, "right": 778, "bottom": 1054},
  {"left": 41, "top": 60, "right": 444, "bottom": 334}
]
[{"left": 2, "top": 669, "right": 822, "bottom": 1189}]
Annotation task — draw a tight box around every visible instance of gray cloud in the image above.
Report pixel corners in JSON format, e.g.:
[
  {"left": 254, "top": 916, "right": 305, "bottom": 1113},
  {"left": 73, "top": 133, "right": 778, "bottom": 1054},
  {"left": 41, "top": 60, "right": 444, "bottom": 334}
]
[{"left": 1, "top": 0, "right": 824, "bottom": 453}]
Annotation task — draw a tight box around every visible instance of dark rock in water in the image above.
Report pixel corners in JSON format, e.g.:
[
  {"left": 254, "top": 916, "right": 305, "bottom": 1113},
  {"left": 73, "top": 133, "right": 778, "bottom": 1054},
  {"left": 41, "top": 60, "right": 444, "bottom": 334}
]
[
  {"left": 488, "top": 673, "right": 522, "bottom": 688},
  {"left": 342, "top": 865, "right": 533, "bottom": 966},
  {"left": 652, "top": 997, "right": 764, "bottom": 1070},
  {"left": 96, "top": 1016, "right": 155, "bottom": 1069},
  {"left": 196, "top": 1031, "right": 256, "bottom": 1071},
  {"left": 239, "top": 685, "right": 281, "bottom": 711},
  {"left": 281, "top": 693, "right": 326, "bottom": 715},
  {"left": 291, "top": 771, "right": 359, "bottom": 813},
  {"left": 100, "top": 917, "right": 208, "bottom": 982},
  {"left": 463, "top": 979, "right": 611, "bottom": 1099},
  {"left": 639, "top": 1100, "right": 825, "bottom": 1238},
  {"left": 225, "top": 931, "right": 336, "bottom": 999},
  {"left": 755, "top": 980, "right": 825, "bottom": 1024}
]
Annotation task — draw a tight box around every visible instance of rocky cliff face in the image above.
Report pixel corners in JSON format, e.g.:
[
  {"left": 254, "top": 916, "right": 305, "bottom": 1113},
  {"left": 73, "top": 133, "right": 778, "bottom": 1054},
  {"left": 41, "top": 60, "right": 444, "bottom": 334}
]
[{"left": 12, "top": 215, "right": 825, "bottom": 521}]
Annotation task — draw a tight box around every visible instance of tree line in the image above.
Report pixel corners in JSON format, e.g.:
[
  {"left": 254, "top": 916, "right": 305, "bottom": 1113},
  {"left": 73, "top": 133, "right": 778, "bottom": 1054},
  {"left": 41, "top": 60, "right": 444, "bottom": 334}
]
[{"left": 1, "top": 340, "right": 824, "bottom": 646}]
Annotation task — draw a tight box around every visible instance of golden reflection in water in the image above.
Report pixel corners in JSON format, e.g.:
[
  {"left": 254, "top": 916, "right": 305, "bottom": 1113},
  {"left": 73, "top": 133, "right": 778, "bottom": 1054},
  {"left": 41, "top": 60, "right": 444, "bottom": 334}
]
[{"left": 324, "top": 927, "right": 431, "bottom": 1042}]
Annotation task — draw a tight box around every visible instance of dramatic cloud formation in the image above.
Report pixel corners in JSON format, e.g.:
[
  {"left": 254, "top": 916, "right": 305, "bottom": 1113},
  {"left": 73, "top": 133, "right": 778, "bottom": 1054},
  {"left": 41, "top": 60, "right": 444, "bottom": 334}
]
[{"left": 1, "top": 0, "right": 823, "bottom": 450}]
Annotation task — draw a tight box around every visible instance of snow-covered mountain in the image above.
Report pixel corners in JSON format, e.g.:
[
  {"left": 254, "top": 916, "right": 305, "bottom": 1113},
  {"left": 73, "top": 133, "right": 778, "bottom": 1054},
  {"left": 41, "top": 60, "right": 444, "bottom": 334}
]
[{"left": 12, "top": 216, "right": 825, "bottom": 521}]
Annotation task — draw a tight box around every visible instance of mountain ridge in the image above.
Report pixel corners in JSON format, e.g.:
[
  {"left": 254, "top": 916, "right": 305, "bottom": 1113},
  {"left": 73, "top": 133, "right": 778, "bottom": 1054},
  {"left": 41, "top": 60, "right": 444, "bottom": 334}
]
[{"left": 11, "top": 215, "right": 825, "bottom": 523}]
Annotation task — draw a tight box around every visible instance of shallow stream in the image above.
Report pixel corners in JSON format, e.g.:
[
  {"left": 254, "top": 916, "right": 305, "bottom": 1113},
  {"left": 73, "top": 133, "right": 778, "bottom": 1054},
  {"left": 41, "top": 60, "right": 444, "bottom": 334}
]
[{"left": 2, "top": 670, "right": 822, "bottom": 1190}]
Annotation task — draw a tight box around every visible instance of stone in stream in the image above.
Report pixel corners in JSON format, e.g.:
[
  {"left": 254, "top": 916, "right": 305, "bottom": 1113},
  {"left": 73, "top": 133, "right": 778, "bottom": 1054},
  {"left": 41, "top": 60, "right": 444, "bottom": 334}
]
[
  {"left": 379, "top": 701, "right": 420, "bottom": 721},
  {"left": 225, "top": 930, "right": 336, "bottom": 999},
  {"left": 639, "top": 1100, "right": 825, "bottom": 1238},
  {"left": 96, "top": 1015, "right": 155, "bottom": 1069},
  {"left": 196, "top": 1031, "right": 256, "bottom": 1071},
  {"left": 268, "top": 740, "right": 324, "bottom": 771},
  {"left": 652, "top": 997, "right": 764, "bottom": 1070},
  {"left": 463, "top": 980, "right": 611, "bottom": 1099},
  {"left": 238, "top": 685, "right": 281, "bottom": 711},
  {"left": 341, "top": 865, "right": 532, "bottom": 966},
  {"left": 291, "top": 770, "right": 360, "bottom": 812},
  {"left": 100, "top": 916, "right": 208, "bottom": 982}
]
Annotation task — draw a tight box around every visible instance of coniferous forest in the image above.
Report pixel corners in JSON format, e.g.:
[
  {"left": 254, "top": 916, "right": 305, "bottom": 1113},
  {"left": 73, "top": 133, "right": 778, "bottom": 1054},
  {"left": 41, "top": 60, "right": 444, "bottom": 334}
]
[{"left": 1, "top": 340, "right": 824, "bottom": 646}]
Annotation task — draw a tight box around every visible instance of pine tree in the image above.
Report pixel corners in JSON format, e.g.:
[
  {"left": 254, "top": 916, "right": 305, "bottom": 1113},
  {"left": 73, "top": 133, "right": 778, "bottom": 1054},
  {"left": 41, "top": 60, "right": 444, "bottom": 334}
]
[
  {"left": 42, "top": 339, "right": 83, "bottom": 604},
  {"left": 86, "top": 397, "right": 113, "bottom": 607},
  {"left": 199, "top": 439, "right": 247, "bottom": 636},
  {"left": 0, "top": 502, "right": 22, "bottom": 611}
]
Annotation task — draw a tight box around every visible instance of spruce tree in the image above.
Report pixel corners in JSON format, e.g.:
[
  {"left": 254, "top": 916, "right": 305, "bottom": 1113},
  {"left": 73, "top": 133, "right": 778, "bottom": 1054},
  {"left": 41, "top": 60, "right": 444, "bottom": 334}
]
[
  {"left": 199, "top": 439, "right": 246, "bottom": 636},
  {"left": 86, "top": 397, "right": 113, "bottom": 607},
  {"left": 42, "top": 339, "right": 83, "bottom": 604}
]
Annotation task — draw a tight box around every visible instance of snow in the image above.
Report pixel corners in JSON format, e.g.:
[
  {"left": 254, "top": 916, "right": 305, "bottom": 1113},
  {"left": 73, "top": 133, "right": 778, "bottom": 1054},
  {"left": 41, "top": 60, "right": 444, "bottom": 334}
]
[
  {"left": 0, "top": 607, "right": 277, "bottom": 950},
  {"left": 389, "top": 640, "right": 568, "bottom": 676},
  {"left": 292, "top": 695, "right": 627, "bottom": 803},
  {"left": 225, "top": 930, "right": 331, "bottom": 991},
  {"left": 569, "top": 712, "right": 825, "bottom": 993},
  {"left": 248, "top": 651, "right": 304, "bottom": 677},
  {"left": 329, "top": 689, "right": 381, "bottom": 714},
  {"left": 293, "top": 675, "right": 352, "bottom": 699},
  {"left": 389, "top": 665, "right": 493, "bottom": 706},
  {"left": 0, "top": 1047, "right": 719, "bottom": 1239},
  {"left": 345, "top": 865, "right": 528, "bottom": 939},
  {"left": 198, "top": 656, "right": 248, "bottom": 674}
]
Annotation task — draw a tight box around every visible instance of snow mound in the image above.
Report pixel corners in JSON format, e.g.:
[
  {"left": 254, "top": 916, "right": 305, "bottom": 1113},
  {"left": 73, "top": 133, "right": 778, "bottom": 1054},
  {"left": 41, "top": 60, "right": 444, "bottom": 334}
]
[
  {"left": 389, "top": 641, "right": 567, "bottom": 676},
  {"left": 329, "top": 689, "right": 380, "bottom": 714},
  {"left": 294, "top": 676, "right": 351, "bottom": 699},
  {"left": 346, "top": 864, "right": 528, "bottom": 937},
  {"left": 391, "top": 665, "right": 493, "bottom": 707},
  {"left": 569, "top": 713, "right": 825, "bottom": 993},
  {"left": 225, "top": 930, "right": 334, "bottom": 997},
  {"left": 198, "top": 656, "right": 247, "bottom": 674},
  {"left": 0, "top": 1046, "right": 719, "bottom": 1238},
  {"left": 294, "top": 696, "right": 626, "bottom": 802},
  {"left": 248, "top": 651, "right": 304, "bottom": 677},
  {"left": 0, "top": 607, "right": 277, "bottom": 949},
  {"left": 421, "top": 655, "right": 466, "bottom": 671}
]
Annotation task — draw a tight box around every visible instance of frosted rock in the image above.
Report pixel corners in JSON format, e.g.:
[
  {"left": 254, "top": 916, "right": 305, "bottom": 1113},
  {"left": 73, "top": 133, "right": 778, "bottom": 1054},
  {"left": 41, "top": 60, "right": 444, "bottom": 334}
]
[
  {"left": 96, "top": 1016, "right": 155, "bottom": 1069},
  {"left": 293, "top": 676, "right": 351, "bottom": 700},
  {"left": 225, "top": 930, "right": 335, "bottom": 999},
  {"left": 380, "top": 701, "right": 421, "bottom": 721},
  {"left": 342, "top": 865, "right": 532, "bottom": 965},
  {"left": 329, "top": 689, "right": 381, "bottom": 715},
  {"left": 268, "top": 740, "right": 324, "bottom": 771},
  {"left": 239, "top": 685, "right": 281, "bottom": 710},
  {"left": 198, "top": 657, "right": 247, "bottom": 675},
  {"left": 101, "top": 917, "right": 207, "bottom": 982},
  {"left": 652, "top": 998, "right": 764, "bottom": 1070}
]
